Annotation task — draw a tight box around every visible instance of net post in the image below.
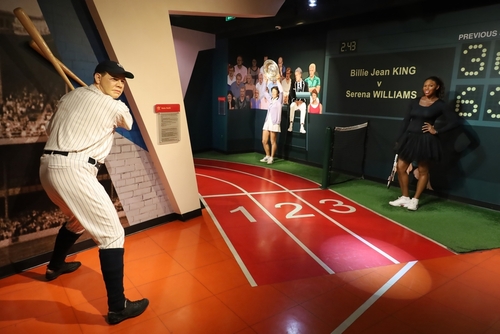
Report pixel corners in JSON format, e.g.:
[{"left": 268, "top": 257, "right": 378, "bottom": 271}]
[{"left": 321, "top": 127, "right": 333, "bottom": 189}]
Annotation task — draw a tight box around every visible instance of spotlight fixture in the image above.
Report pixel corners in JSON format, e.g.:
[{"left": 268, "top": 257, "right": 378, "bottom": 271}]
[{"left": 308, "top": 0, "right": 317, "bottom": 7}]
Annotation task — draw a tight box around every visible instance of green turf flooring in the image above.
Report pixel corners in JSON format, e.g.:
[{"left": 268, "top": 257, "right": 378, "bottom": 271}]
[{"left": 194, "top": 151, "right": 500, "bottom": 253}]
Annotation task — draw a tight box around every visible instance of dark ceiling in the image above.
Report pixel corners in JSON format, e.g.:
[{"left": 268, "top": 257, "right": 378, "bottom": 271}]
[{"left": 170, "top": 0, "right": 499, "bottom": 39}]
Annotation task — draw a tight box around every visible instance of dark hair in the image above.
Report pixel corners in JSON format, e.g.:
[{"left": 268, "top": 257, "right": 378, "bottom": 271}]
[
  {"left": 424, "top": 76, "right": 445, "bottom": 99},
  {"left": 227, "top": 91, "right": 234, "bottom": 99},
  {"left": 311, "top": 89, "right": 318, "bottom": 96},
  {"left": 271, "top": 86, "right": 279, "bottom": 95}
]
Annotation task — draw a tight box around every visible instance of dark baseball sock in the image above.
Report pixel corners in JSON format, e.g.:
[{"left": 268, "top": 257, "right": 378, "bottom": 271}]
[
  {"left": 47, "top": 223, "right": 82, "bottom": 271},
  {"left": 99, "top": 248, "right": 126, "bottom": 312}
]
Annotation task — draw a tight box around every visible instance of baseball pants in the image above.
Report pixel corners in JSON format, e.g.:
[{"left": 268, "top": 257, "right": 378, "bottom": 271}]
[{"left": 40, "top": 153, "right": 124, "bottom": 249}]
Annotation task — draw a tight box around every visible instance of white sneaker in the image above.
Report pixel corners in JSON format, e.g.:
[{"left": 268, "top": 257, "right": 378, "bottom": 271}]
[
  {"left": 300, "top": 125, "right": 306, "bottom": 133},
  {"left": 389, "top": 196, "right": 410, "bottom": 207},
  {"left": 267, "top": 157, "right": 274, "bottom": 165},
  {"left": 288, "top": 123, "right": 293, "bottom": 132},
  {"left": 260, "top": 156, "right": 269, "bottom": 162},
  {"left": 406, "top": 198, "right": 419, "bottom": 211}
]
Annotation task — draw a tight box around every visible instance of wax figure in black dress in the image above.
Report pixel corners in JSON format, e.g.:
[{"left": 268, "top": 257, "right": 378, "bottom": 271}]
[{"left": 389, "top": 76, "right": 459, "bottom": 211}]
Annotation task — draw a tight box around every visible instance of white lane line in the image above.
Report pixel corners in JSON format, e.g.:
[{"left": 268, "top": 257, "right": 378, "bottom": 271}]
[
  {"left": 199, "top": 196, "right": 257, "bottom": 287},
  {"left": 288, "top": 191, "right": 399, "bottom": 264},
  {"left": 196, "top": 164, "right": 399, "bottom": 264},
  {"left": 331, "top": 261, "right": 418, "bottom": 334},
  {"left": 326, "top": 188, "right": 455, "bottom": 254},
  {"left": 198, "top": 173, "right": 335, "bottom": 275},
  {"left": 197, "top": 161, "right": 453, "bottom": 254},
  {"left": 200, "top": 187, "right": 320, "bottom": 198}
]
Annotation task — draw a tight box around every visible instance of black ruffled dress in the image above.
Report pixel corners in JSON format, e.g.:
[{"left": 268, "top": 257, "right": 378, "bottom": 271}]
[{"left": 395, "top": 98, "right": 458, "bottom": 162}]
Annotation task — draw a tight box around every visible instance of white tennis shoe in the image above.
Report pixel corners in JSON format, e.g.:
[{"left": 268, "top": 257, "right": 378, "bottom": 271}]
[
  {"left": 389, "top": 196, "right": 411, "bottom": 207},
  {"left": 267, "top": 157, "right": 274, "bottom": 165},
  {"left": 406, "top": 198, "right": 419, "bottom": 211},
  {"left": 260, "top": 156, "right": 270, "bottom": 162}
]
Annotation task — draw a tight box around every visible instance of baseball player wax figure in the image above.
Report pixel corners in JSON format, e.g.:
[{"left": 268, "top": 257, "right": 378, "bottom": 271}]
[{"left": 39, "top": 60, "right": 148, "bottom": 325}]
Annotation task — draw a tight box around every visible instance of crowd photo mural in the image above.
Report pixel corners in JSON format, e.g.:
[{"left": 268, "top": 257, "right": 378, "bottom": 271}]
[{"left": 227, "top": 55, "right": 323, "bottom": 126}]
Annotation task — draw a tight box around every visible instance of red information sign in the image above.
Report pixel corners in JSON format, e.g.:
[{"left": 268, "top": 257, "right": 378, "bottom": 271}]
[{"left": 155, "top": 104, "right": 180, "bottom": 113}]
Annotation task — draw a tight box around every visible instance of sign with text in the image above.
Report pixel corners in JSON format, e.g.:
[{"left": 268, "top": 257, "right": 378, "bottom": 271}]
[
  {"left": 155, "top": 104, "right": 180, "bottom": 144},
  {"left": 327, "top": 48, "right": 455, "bottom": 118},
  {"left": 155, "top": 104, "right": 180, "bottom": 113}
]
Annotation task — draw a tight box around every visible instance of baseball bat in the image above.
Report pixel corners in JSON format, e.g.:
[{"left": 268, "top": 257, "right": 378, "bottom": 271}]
[
  {"left": 14, "top": 7, "right": 74, "bottom": 90},
  {"left": 29, "top": 40, "right": 87, "bottom": 87}
]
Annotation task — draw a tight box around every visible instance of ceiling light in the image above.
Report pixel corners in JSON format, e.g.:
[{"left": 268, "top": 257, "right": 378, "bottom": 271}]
[{"left": 308, "top": 0, "right": 317, "bottom": 7}]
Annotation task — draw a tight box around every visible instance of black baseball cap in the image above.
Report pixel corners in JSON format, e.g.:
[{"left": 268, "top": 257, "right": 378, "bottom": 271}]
[{"left": 94, "top": 60, "right": 134, "bottom": 79}]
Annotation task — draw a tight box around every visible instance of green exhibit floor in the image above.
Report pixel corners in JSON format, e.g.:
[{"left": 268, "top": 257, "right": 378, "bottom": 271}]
[{"left": 194, "top": 151, "right": 500, "bottom": 253}]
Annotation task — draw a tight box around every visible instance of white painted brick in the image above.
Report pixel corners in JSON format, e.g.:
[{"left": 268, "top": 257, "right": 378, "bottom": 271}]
[
  {"left": 118, "top": 191, "right": 134, "bottom": 200},
  {"left": 115, "top": 165, "right": 136, "bottom": 174},
  {"left": 115, "top": 137, "right": 131, "bottom": 146},
  {"left": 134, "top": 187, "right": 152, "bottom": 196},
  {"left": 138, "top": 181, "right": 155, "bottom": 188},
  {"left": 106, "top": 134, "right": 175, "bottom": 226},
  {"left": 106, "top": 154, "right": 116, "bottom": 161},
  {"left": 125, "top": 178, "right": 137, "bottom": 186},
  {"left": 110, "top": 146, "right": 121, "bottom": 154},
  {"left": 115, "top": 179, "right": 127, "bottom": 187},
  {"left": 120, "top": 184, "right": 139, "bottom": 193},
  {"left": 134, "top": 212, "right": 151, "bottom": 222},
  {"left": 127, "top": 209, "right": 142, "bottom": 218},
  {"left": 117, "top": 152, "right": 136, "bottom": 160},
  {"left": 143, "top": 198, "right": 154, "bottom": 206},
  {"left": 123, "top": 196, "right": 143, "bottom": 204},
  {"left": 130, "top": 171, "right": 142, "bottom": 178},
  {"left": 142, "top": 192, "right": 156, "bottom": 200},
  {"left": 110, "top": 159, "right": 125, "bottom": 167},
  {"left": 129, "top": 202, "right": 145, "bottom": 210},
  {"left": 140, "top": 204, "right": 157, "bottom": 214},
  {"left": 156, "top": 190, "right": 168, "bottom": 197},
  {"left": 124, "top": 157, "right": 141, "bottom": 166}
]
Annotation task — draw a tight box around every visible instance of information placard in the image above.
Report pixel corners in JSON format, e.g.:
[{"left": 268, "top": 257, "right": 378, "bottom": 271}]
[{"left": 155, "top": 104, "right": 180, "bottom": 144}]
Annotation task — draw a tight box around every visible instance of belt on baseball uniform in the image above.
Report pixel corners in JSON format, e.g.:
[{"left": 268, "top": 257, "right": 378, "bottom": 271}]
[{"left": 43, "top": 150, "right": 103, "bottom": 169}]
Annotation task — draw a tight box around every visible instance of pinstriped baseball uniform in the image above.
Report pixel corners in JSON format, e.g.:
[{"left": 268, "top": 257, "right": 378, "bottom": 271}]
[{"left": 40, "top": 84, "right": 133, "bottom": 249}]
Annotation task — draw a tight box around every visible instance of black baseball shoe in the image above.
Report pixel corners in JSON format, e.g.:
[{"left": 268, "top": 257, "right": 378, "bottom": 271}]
[
  {"left": 45, "top": 261, "right": 81, "bottom": 281},
  {"left": 107, "top": 298, "right": 149, "bottom": 325}
]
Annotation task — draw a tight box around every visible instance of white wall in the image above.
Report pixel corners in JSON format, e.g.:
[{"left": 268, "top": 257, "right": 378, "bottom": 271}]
[{"left": 172, "top": 26, "right": 215, "bottom": 96}]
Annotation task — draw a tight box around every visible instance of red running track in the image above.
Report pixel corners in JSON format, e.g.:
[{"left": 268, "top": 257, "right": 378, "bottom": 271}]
[{"left": 195, "top": 158, "right": 454, "bottom": 286}]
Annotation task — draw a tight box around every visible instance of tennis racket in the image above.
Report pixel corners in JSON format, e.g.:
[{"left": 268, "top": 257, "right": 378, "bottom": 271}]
[{"left": 387, "top": 154, "right": 398, "bottom": 188}]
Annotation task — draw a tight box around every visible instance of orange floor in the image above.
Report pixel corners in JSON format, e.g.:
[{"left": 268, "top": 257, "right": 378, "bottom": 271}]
[{"left": 2, "top": 210, "right": 500, "bottom": 333}]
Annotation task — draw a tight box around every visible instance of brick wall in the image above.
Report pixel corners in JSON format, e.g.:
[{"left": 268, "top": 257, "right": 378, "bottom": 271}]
[{"left": 106, "top": 133, "right": 173, "bottom": 225}]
